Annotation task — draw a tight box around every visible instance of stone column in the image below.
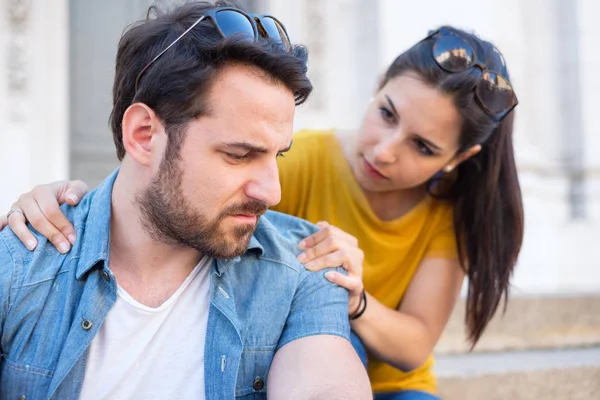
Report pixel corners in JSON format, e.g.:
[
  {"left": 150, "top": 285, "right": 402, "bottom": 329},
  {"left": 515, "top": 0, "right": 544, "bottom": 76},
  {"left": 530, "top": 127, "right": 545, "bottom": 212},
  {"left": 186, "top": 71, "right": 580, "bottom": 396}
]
[
  {"left": 0, "top": 0, "right": 69, "bottom": 211},
  {"left": 579, "top": 0, "right": 600, "bottom": 220},
  {"left": 265, "top": 0, "right": 381, "bottom": 131}
]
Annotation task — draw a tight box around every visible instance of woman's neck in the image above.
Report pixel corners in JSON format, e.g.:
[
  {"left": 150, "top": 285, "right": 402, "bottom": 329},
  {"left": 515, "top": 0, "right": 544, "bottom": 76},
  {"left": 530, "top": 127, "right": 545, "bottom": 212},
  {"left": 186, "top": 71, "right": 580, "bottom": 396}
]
[{"left": 363, "top": 186, "right": 427, "bottom": 221}]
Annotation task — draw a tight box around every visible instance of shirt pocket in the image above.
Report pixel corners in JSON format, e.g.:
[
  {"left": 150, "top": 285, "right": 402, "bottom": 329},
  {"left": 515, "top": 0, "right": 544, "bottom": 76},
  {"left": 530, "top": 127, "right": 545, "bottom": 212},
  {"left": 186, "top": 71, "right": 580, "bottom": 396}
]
[
  {"left": 234, "top": 346, "right": 275, "bottom": 398},
  {"left": 0, "top": 356, "right": 53, "bottom": 399}
]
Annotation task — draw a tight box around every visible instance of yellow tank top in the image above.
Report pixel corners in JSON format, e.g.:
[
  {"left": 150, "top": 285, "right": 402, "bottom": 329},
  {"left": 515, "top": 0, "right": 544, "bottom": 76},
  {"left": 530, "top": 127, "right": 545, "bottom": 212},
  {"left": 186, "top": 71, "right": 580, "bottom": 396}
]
[{"left": 271, "top": 129, "right": 458, "bottom": 394}]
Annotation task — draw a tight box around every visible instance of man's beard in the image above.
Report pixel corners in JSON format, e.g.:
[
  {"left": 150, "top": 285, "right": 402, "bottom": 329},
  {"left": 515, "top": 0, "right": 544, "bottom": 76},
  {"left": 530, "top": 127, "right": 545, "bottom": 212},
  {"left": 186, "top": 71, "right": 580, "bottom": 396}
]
[{"left": 135, "top": 153, "right": 267, "bottom": 259}]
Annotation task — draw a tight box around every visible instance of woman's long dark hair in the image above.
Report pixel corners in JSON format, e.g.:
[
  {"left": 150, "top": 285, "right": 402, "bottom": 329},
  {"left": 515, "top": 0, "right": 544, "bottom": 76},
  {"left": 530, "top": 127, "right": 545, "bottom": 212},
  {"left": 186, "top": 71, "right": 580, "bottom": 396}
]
[{"left": 380, "top": 26, "right": 524, "bottom": 345}]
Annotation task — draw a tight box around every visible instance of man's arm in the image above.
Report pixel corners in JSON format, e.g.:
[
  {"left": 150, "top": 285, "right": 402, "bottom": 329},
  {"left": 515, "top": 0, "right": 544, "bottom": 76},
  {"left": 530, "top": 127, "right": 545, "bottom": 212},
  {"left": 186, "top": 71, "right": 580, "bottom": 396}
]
[
  {"left": 268, "top": 335, "right": 371, "bottom": 399},
  {"left": 267, "top": 267, "right": 371, "bottom": 399}
]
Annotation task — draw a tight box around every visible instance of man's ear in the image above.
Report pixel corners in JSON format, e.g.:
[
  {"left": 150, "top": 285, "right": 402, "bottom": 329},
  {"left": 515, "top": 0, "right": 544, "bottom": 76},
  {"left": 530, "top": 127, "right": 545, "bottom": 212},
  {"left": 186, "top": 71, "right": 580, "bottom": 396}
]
[{"left": 121, "top": 103, "right": 164, "bottom": 166}]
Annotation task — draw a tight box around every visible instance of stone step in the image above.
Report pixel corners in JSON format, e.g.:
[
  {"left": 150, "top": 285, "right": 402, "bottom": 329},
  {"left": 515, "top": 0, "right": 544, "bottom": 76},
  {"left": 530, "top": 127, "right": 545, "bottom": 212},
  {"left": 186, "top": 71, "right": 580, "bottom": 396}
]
[
  {"left": 435, "top": 347, "right": 600, "bottom": 400},
  {"left": 435, "top": 295, "right": 600, "bottom": 355}
]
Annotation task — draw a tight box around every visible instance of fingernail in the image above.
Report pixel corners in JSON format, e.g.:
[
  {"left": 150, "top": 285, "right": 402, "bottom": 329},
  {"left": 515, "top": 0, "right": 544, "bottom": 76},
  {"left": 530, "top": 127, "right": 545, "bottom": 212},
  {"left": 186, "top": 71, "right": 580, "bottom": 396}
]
[
  {"left": 305, "top": 262, "right": 315, "bottom": 271},
  {"left": 325, "top": 271, "right": 335, "bottom": 281},
  {"left": 67, "top": 193, "right": 78, "bottom": 203},
  {"left": 297, "top": 240, "right": 306, "bottom": 250},
  {"left": 297, "top": 252, "right": 307, "bottom": 262},
  {"left": 68, "top": 233, "right": 77, "bottom": 244},
  {"left": 58, "top": 242, "right": 70, "bottom": 254},
  {"left": 26, "top": 240, "right": 37, "bottom": 251}
]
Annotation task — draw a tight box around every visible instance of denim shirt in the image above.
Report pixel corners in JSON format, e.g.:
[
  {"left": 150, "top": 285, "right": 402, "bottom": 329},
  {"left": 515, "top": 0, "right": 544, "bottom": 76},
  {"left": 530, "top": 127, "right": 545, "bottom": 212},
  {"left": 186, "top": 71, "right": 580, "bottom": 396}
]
[{"left": 0, "top": 169, "right": 350, "bottom": 400}]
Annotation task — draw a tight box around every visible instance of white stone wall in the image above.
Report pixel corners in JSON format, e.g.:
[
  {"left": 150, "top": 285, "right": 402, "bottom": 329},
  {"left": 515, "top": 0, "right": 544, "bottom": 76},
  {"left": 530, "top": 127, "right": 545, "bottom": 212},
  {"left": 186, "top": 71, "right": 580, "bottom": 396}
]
[{"left": 1, "top": 0, "right": 598, "bottom": 294}]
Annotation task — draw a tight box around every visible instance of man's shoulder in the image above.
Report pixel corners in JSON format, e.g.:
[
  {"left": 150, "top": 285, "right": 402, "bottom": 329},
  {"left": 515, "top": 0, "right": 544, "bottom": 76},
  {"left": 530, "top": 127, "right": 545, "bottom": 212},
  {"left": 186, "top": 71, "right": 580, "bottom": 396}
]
[
  {"left": 252, "top": 210, "right": 318, "bottom": 272},
  {"left": 0, "top": 191, "right": 100, "bottom": 289}
]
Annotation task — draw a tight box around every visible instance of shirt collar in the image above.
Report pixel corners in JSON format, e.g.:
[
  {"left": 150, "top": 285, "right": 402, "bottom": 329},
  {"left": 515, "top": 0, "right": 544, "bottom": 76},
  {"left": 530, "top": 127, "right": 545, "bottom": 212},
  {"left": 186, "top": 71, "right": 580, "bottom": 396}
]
[{"left": 75, "top": 168, "right": 118, "bottom": 279}]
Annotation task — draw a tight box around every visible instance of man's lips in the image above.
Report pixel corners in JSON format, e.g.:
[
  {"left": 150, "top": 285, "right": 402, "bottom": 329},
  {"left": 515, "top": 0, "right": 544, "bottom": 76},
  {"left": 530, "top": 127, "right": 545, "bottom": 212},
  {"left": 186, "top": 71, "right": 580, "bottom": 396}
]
[
  {"left": 361, "top": 157, "right": 389, "bottom": 180},
  {"left": 229, "top": 214, "right": 259, "bottom": 223}
]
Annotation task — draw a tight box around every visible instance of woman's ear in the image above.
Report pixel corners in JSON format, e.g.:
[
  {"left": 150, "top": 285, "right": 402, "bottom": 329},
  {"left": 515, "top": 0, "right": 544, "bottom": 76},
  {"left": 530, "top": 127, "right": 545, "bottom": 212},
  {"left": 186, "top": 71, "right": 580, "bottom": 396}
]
[{"left": 443, "top": 144, "right": 481, "bottom": 172}]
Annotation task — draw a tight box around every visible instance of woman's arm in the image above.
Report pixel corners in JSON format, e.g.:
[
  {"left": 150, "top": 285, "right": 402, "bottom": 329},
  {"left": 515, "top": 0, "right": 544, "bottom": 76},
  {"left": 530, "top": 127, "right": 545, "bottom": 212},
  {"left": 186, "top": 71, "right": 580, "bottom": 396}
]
[
  {"left": 297, "top": 222, "right": 465, "bottom": 371},
  {"left": 350, "top": 257, "right": 464, "bottom": 371}
]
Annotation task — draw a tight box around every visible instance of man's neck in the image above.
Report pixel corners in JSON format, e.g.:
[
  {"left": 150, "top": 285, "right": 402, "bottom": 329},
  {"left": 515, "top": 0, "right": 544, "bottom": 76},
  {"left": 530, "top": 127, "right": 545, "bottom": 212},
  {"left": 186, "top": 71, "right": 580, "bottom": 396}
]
[{"left": 108, "top": 170, "right": 203, "bottom": 307}]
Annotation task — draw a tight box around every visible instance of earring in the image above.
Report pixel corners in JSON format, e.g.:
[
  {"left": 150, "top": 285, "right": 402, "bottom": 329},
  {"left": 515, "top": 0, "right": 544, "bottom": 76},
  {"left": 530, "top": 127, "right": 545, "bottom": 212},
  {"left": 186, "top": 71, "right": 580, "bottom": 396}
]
[{"left": 444, "top": 165, "right": 453, "bottom": 173}]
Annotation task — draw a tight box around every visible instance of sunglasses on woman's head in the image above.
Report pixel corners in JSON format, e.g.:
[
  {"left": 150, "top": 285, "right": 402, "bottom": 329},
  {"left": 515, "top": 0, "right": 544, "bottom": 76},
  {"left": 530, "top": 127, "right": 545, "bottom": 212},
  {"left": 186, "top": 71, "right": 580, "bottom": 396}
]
[
  {"left": 135, "top": 7, "right": 292, "bottom": 92},
  {"left": 426, "top": 28, "right": 518, "bottom": 122}
]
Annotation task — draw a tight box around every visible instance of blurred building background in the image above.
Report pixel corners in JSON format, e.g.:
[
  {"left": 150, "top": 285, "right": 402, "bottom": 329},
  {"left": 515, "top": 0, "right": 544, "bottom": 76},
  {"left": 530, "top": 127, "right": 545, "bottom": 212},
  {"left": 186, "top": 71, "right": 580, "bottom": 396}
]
[{"left": 1, "top": 0, "right": 599, "bottom": 398}]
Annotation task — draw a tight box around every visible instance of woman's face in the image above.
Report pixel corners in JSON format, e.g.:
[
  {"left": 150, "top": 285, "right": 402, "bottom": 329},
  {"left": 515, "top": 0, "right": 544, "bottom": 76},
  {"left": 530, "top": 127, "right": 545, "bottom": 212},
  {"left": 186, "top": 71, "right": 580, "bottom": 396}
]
[{"left": 353, "top": 71, "right": 465, "bottom": 193}]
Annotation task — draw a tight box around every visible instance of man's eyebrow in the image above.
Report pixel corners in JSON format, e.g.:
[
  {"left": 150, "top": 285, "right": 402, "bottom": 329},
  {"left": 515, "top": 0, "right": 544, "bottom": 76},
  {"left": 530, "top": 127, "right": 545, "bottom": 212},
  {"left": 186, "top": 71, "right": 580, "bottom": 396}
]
[
  {"left": 221, "top": 142, "right": 269, "bottom": 153},
  {"left": 220, "top": 140, "right": 293, "bottom": 153},
  {"left": 280, "top": 140, "right": 293, "bottom": 153}
]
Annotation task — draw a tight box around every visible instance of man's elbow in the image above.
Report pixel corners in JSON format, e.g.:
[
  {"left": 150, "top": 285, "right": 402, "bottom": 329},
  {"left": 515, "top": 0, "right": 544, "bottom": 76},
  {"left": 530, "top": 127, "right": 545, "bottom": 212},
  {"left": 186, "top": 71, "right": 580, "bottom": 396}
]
[
  {"left": 311, "top": 352, "right": 372, "bottom": 400},
  {"left": 267, "top": 335, "right": 373, "bottom": 399},
  {"left": 305, "top": 375, "right": 372, "bottom": 400}
]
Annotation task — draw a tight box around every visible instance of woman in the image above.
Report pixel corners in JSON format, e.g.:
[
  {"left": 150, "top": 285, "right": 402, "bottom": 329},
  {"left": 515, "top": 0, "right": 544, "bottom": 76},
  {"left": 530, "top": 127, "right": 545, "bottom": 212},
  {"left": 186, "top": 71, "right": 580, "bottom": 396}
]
[{"left": 1, "top": 26, "right": 522, "bottom": 399}]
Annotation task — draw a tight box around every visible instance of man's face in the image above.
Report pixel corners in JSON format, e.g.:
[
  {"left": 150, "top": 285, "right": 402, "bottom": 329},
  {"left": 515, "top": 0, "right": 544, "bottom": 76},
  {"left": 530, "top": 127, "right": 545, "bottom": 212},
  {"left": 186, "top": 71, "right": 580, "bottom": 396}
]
[{"left": 137, "top": 64, "right": 295, "bottom": 258}]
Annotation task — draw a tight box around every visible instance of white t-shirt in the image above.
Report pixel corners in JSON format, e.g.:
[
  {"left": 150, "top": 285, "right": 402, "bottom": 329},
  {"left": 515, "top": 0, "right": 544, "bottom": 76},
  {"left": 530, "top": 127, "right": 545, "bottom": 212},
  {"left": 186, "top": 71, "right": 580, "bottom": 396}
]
[{"left": 80, "top": 257, "right": 212, "bottom": 400}]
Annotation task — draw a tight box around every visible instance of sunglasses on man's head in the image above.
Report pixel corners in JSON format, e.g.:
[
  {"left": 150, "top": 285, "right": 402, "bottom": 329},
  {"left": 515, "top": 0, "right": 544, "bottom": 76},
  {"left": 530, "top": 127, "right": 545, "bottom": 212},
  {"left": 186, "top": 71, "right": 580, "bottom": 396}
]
[
  {"left": 426, "top": 28, "right": 518, "bottom": 122},
  {"left": 135, "top": 7, "right": 292, "bottom": 92}
]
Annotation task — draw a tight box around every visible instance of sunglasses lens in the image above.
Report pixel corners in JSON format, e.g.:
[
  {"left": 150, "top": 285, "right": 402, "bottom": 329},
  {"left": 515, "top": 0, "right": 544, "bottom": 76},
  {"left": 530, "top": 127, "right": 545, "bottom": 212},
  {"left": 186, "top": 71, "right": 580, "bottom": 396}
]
[
  {"left": 215, "top": 10, "right": 255, "bottom": 40},
  {"left": 433, "top": 34, "right": 474, "bottom": 72},
  {"left": 260, "top": 16, "right": 292, "bottom": 51},
  {"left": 477, "top": 71, "right": 517, "bottom": 114}
]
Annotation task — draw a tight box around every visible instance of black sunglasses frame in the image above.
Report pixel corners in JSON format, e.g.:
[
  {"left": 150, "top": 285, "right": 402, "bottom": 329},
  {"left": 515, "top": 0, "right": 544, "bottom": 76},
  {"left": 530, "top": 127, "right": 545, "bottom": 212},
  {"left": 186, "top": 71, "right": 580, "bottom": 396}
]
[
  {"left": 134, "top": 7, "right": 291, "bottom": 92},
  {"left": 426, "top": 28, "right": 518, "bottom": 122}
]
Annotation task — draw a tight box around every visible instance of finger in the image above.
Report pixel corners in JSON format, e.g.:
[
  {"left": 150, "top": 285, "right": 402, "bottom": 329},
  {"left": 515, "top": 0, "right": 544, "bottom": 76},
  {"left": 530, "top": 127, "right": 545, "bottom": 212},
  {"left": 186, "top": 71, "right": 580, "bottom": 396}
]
[
  {"left": 304, "top": 248, "right": 363, "bottom": 274},
  {"left": 298, "top": 235, "right": 341, "bottom": 264},
  {"left": 316, "top": 221, "right": 358, "bottom": 246},
  {"left": 7, "top": 203, "right": 38, "bottom": 251},
  {"left": 0, "top": 214, "right": 7, "bottom": 231},
  {"left": 17, "top": 195, "right": 70, "bottom": 254},
  {"left": 33, "top": 185, "right": 77, "bottom": 245},
  {"left": 58, "top": 180, "right": 88, "bottom": 206},
  {"left": 324, "top": 271, "right": 363, "bottom": 294},
  {"left": 298, "top": 223, "right": 357, "bottom": 251},
  {"left": 300, "top": 237, "right": 364, "bottom": 272}
]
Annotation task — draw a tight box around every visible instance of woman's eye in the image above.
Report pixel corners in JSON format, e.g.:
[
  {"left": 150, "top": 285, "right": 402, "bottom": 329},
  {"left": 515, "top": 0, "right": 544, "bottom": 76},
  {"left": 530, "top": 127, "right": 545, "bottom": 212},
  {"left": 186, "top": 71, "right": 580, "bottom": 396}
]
[
  {"left": 379, "top": 107, "right": 396, "bottom": 123},
  {"left": 415, "top": 140, "right": 434, "bottom": 156}
]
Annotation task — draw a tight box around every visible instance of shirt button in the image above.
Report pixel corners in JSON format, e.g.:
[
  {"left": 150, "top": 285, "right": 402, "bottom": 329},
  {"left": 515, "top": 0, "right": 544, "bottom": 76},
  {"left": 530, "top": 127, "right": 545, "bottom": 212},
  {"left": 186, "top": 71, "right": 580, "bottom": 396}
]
[
  {"left": 19, "top": 396, "right": 26, "bottom": 400},
  {"left": 252, "top": 378, "right": 264, "bottom": 391},
  {"left": 81, "top": 319, "right": 93, "bottom": 330},
  {"left": 102, "top": 270, "right": 110, "bottom": 282}
]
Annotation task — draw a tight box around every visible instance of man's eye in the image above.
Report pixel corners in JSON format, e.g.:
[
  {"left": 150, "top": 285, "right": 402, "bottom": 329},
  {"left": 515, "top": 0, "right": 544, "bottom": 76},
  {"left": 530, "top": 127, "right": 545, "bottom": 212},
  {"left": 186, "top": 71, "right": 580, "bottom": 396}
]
[{"left": 227, "top": 153, "right": 249, "bottom": 161}]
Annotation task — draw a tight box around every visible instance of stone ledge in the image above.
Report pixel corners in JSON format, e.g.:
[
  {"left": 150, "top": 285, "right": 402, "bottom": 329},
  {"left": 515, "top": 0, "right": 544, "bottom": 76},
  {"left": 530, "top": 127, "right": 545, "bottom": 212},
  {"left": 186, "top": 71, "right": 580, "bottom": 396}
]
[
  {"left": 435, "top": 295, "right": 600, "bottom": 355},
  {"left": 438, "top": 367, "right": 600, "bottom": 400}
]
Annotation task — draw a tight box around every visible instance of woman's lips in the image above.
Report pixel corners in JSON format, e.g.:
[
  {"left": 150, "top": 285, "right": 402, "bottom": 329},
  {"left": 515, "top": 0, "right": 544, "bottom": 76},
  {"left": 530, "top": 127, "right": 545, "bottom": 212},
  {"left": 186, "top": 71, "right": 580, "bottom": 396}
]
[{"left": 361, "top": 157, "right": 389, "bottom": 180}]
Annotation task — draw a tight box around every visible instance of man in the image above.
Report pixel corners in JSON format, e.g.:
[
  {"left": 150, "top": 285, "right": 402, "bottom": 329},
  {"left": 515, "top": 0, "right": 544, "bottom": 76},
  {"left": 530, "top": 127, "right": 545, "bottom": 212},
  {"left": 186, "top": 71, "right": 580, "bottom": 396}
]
[{"left": 0, "top": 2, "right": 370, "bottom": 399}]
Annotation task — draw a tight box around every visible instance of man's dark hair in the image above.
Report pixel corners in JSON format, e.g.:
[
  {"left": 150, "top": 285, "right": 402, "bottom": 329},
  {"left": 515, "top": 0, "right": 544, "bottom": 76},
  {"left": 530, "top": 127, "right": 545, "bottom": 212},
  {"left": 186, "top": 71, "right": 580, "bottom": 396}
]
[{"left": 110, "top": 0, "right": 312, "bottom": 160}]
